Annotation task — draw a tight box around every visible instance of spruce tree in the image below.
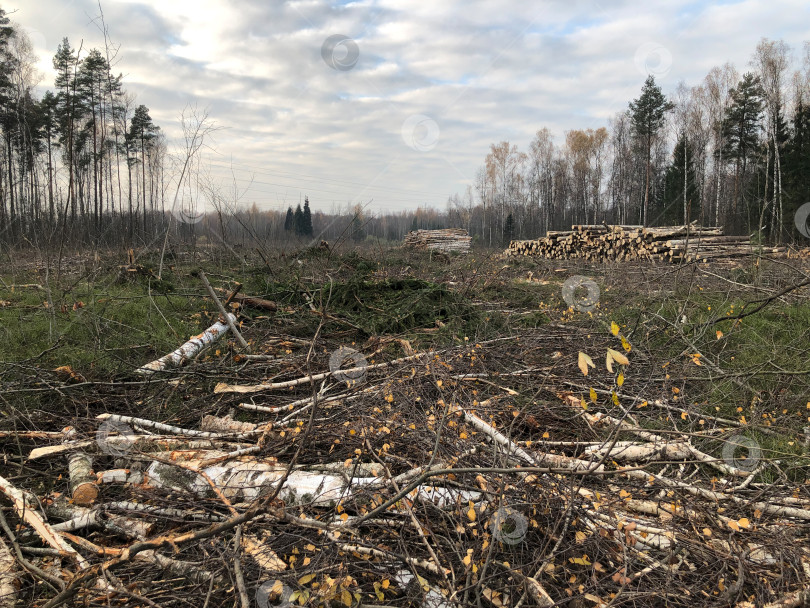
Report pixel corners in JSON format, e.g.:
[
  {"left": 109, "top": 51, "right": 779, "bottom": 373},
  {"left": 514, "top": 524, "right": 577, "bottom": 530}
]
[
  {"left": 721, "top": 73, "right": 763, "bottom": 221},
  {"left": 504, "top": 212, "right": 514, "bottom": 245},
  {"left": 284, "top": 206, "right": 293, "bottom": 231},
  {"left": 661, "top": 136, "right": 699, "bottom": 225},
  {"left": 785, "top": 101, "right": 810, "bottom": 239},
  {"left": 302, "top": 196, "right": 314, "bottom": 236},
  {"left": 629, "top": 76, "right": 674, "bottom": 225},
  {"left": 293, "top": 203, "right": 304, "bottom": 236}
]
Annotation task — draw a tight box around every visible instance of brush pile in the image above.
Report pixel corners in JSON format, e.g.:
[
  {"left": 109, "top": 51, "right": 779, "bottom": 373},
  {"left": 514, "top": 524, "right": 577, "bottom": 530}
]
[
  {"left": 2, "top": 316, "right": 810, "bottom": 608},
  {"left": 507, "top": 222, "right": 786, "bottom": 263},
  {"left": 404, "top": 229, "right": 472, "bottom": 253}
]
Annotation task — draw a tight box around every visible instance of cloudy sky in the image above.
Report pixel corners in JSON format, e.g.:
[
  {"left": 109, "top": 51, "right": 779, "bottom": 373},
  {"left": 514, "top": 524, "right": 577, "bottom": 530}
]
[{"left": 6, "top": 0, "right": 810, "bottom": 215}]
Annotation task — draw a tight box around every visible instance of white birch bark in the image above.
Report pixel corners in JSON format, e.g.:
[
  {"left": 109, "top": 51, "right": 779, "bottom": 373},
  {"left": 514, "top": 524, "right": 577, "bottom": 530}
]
[{"left": 136, "top": 314, "right": 236, "bottom": 374}]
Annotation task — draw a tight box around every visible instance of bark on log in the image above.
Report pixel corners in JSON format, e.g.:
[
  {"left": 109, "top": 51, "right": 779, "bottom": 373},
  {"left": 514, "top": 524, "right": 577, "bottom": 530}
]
[
  {"left": 404, "top": 229, "right": 471, "bottom": 253},
  {"left": 0, "top": 537, "right": 15, "bottom": 608},
  {"left": 216, "top": 289, "right": 277, "bottom": 312},
  {"left": 135, "top": 313, "right": 236, "bottom": 374},
  {"left": 142, "top": 458, "right": 480, "bottom": 508},
  {"left": 68, "top": 452, "right": 98, "bottom": 506},
  {"left": 0, "top": 474, "right": 89, "bottom": 569}
]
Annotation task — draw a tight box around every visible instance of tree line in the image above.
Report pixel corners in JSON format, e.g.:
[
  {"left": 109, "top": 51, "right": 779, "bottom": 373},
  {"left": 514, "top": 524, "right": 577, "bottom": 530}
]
[
  {"left": 449, "top": 38, "right": 810, "bottom": 245},
  {"left": 1, "top": 11, "right": 807, "bottom": 252},
  {"left": 0, "top": 8, "right": 166, "bottom": 250}
]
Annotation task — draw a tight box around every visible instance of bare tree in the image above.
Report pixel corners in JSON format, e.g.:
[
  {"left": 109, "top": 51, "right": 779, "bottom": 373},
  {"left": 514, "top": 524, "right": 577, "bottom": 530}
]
[
  {"left": 753, "top": 38, "right": 791, "bottom": 241},
  {"left": 703, "top": 63, "right": 738, "bottom": 227}
]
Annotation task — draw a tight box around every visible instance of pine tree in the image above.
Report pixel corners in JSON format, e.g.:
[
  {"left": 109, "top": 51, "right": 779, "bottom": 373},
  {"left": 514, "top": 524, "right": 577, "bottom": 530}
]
[
  {"left": 127, "top": 105, "right": 159, "bottom": 232},
  {"left": 629, "top": 75, "right": 674, "bottom": 225},
  {"left": 302, "top": 196, "right": 314, "bottom": 236},
  {"left": 52, "top": 38, "right": 81, "bottom": 220},
  {"left": 39, "top": 92, "right": 58, "bottom": 224},
  {"left": 77, "top": 49, "right": 111, "bottom": 228},
  {"left": 284, "top": 206, "right": 293, "bottom": 231},
  {"left": 721, "top": 73, "right": 763, "bottom": 222}
]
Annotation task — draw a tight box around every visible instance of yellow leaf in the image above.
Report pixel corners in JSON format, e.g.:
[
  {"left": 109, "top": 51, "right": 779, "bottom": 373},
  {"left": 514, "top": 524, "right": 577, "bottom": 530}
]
[
  {"left": 738, "top": 518, "right": 750, "bottom": 529},
  {"left": 373, "top": 582, "right": 384, "bottom": 602},
  {"left": 727, "top": 520, "right": 740, "bottom": 532},
  {"left": 462, "top": 554, "right": 471, "bottom": 566},
  {"left": 467, "top": 503, "right": 476, "bottom": 522},
  {"left": 611, "top": 321, "right": 619, "bottom": 336},
  {"left": 681, "top": 411, "right": 688, "bottom": 420},
  {"left": 612, "top": 393, "right": 619, "bottom": 406},
  {"left": 298, "top": 574, "right": 315, "bottom": 585},
  {"left": 381, "top": 580, "right": 390, "bottom": 590},
  {"left": 575, "top": 531, "right": 586, "bottom": 543},
  {"left": 716, "top": 330, "right": 723, "bottom": 340},
  {"left": 702, "top": 528, "right": 712, "bottom": 537},
  {"left": 617, "top": 372, "right": 624, "bottom": 387},
  {"left": 753, "top": 509, "right": 762, "bottom": 519},
  {"left": 341, "top": 589, "right": 352, "bottom": 606},
  {"left": 542, "top": 431, "right": 550, "bottom": 439},
  {"left": 607, "top": 348, "right": 629, "bottom": 366},
  {"left": 578, "top": 352, "right": 595, "bottom": 376},
  {"left": 620, "top": 336, "right": 632, "bottom": 352},
  {"left": 589, "top": 387, "right": 598, "bottom": 403},
  {"left": 569, "top": 556, "right": 592, "bottom": 566}
]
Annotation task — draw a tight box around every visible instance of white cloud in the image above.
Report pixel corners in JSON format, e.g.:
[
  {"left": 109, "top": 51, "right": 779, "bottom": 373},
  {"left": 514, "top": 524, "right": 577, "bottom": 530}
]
[{"left": 5, "top": 0, "right": 810, "bottom": 212}]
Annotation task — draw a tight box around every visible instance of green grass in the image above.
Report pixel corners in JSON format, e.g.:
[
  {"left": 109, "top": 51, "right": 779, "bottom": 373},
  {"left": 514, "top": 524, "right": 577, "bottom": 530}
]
[
  {"left": 606, "top": 277, "right": 810, "bottom": 479},
  {"left": 0, "top": 272, "right": 206, "bottom": 377}
]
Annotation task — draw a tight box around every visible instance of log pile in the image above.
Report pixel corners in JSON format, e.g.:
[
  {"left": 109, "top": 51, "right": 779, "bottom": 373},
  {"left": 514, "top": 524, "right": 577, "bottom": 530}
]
[
  {"left": 404, "top": 228, "right": 471, "bottom": 253},
  {"left": 507, "top": 222, "right": 785, "bottom": 263}
]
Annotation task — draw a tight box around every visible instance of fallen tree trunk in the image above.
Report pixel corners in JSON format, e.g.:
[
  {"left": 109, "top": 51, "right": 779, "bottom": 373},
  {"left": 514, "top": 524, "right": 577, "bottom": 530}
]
[
  {"left": 143, "top": 457, "right": 482, "bottom": 507},
  {"left": 68, "top": 452, "right": 98, "bottom": 506},
  {"left": 0, "top": 474, "right": 89, "bottom": 570},
  {"left": 135, "top": 313, "right": 236, "bottom": 374},
  {"left": 0, "top": 537, "right": 15, "bottom": 608}
]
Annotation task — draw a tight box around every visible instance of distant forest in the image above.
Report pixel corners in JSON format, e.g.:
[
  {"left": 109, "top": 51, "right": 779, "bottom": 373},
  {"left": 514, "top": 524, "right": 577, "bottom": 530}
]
[{"left": 0, "top": 6, "right": 808, "bottom": 250}]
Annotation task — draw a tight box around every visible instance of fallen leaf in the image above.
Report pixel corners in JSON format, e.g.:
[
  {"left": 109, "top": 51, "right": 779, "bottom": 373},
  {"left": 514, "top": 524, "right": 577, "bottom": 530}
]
[{"left": 578, "top": 352, "right": 595, "bottom": 376}]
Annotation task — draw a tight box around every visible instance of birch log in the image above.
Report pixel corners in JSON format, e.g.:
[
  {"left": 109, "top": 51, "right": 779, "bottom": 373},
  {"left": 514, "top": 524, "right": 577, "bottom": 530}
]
[
  {"left": 136, "top": 313, "right": 236, "bottom": 374},
  {"left": 143, "top": 458, "right": 480, "bottom": 508},
  {"left": 0, "top": 537, "right": 15, "bottom": 608},
  {"left": 68, "top": 452, "right": 98, "bottom": 506},
  {"left": 0, "top": 474, "right": 89, "bottom": 569}
]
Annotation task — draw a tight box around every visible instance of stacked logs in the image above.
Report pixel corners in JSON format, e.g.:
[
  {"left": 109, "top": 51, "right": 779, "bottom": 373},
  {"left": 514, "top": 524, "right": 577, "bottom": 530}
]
[
  {"left": 507, "top": 223, "right": 784, "bottom": 263},
  {"left": 404, "top": 229, "right": 471, "bottom": 253}
]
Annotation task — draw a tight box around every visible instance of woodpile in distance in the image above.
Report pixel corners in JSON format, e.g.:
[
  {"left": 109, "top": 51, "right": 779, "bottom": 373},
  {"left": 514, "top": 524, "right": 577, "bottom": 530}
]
[
  {"left": 507, "top": 222, "right": 788, "bottom": 263},
  {"left": 404, "top": 228, "right": 471, "bottom": 253}
]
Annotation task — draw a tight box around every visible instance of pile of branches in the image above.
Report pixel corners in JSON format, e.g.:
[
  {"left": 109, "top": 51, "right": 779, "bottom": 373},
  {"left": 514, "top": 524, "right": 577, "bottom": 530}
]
[
  {"left": 2, "top": 314, "right": 810, "bottom": 608},
  {"left": 507, "top": 223, "right": 787, "bottom": 263},
  {"left": 404, "top": 229, "right": 472, "bottom": 253}
]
